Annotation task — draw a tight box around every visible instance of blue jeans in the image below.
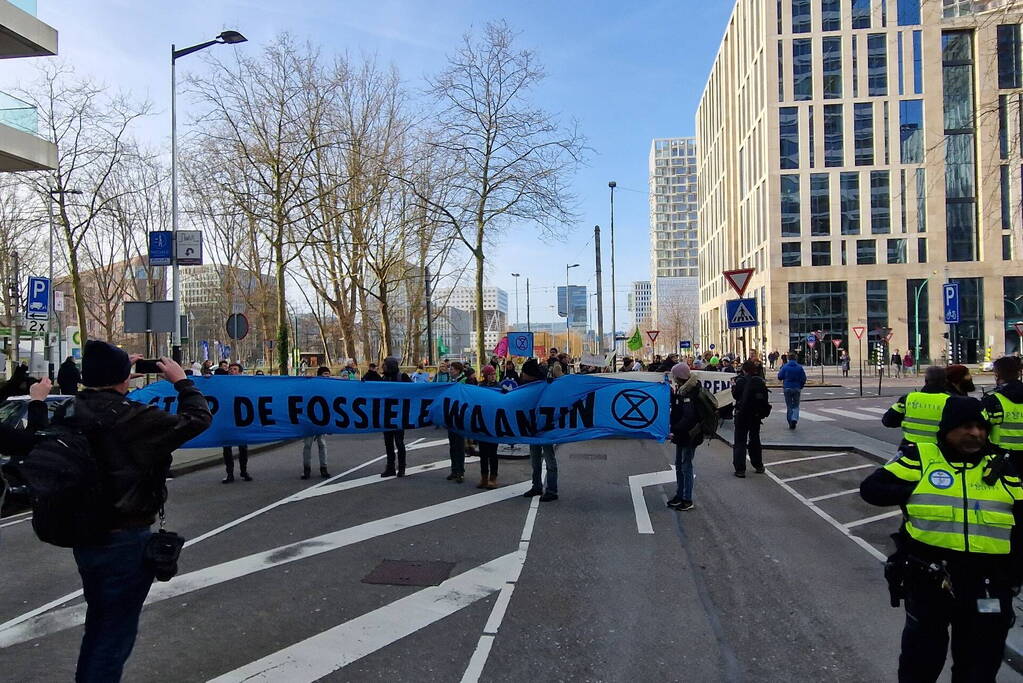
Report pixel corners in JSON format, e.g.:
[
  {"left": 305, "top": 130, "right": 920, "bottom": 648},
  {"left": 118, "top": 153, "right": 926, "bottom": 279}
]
[
  {"left": 73, "top": 528, "right": 155, "bottom": 682},
  {"left": 675, "top": 445, "right": 696, "bottom": 501},
  {"left": 529, "top": 444, "right": 558, "bottom": 494},
  {"left": 784, "top": 388, "right": 801, "bottom": 424}
]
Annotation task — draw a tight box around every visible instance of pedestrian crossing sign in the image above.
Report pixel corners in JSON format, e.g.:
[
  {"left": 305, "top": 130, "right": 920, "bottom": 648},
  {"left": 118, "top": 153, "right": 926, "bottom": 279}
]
[{"left": 726, "top": 298, "right": 758, "bottom": 329}]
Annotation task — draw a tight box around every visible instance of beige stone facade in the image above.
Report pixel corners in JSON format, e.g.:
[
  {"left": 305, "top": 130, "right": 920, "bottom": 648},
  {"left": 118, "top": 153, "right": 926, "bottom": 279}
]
[{"left": 697, "top": 0, "right": 1023, "bottom": 365}]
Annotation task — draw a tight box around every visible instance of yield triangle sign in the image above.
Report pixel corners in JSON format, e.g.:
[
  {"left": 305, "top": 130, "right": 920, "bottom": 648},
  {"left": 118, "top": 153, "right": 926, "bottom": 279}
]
[
  {"left": 852, "top": 326, "right": 866, "bottom": 340},
  {"left": 646, "top": 330, "right": 660, "bottom": 343},
  {"left": 722, "top": 268, "right": 755, "bottom": 297},
  {"left": 832, "top": 338, "right": 842, "bottom": 348}
]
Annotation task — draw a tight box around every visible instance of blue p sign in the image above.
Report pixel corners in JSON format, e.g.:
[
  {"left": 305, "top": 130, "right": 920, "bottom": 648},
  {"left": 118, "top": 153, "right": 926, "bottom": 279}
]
[
  {"left": 26, "top": 276, "right": 50, "bottom": 319},
  {"left": 943, "top": 283, "right": 960, "bottom": 325}
]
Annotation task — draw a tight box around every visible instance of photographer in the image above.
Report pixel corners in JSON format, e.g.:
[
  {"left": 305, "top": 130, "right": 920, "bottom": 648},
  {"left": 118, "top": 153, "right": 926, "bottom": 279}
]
[{"left": 64, "top": 341, "right": 212, "bottom": 682}]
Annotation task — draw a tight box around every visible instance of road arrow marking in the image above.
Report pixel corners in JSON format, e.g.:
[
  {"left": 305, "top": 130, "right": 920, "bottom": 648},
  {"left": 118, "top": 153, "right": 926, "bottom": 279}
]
[{"left": 629, "top": 468, "right": 676, "bottom": 534}]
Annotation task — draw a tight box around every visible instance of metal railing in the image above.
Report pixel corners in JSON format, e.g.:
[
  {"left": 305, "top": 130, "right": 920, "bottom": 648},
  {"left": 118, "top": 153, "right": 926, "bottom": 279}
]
[{"left": 0, "top": 91, "right": 38, "bottom": 136}]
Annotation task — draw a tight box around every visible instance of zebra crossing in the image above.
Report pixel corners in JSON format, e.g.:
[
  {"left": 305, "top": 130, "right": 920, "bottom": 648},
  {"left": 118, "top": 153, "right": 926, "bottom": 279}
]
[{"left": 769, "top": 403, "right": 888, "bottom": 424}]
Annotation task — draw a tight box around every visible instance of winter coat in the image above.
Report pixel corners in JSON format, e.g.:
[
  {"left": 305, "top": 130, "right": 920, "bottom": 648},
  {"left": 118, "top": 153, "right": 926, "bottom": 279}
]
[
  {"left": 669, "top": 377, "right": 705, "bottom": 448},
  {"left": 777, "top": 360, "right": 807, "bottom": 390}
]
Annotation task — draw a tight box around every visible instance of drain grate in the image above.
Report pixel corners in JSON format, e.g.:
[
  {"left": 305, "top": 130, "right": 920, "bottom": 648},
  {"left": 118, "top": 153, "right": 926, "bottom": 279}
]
[
  {"left": 570, "top": 452, "right": 607, "bottom": 460},
  {"left": 362, "top": 560, "right": 456, "bottom": 587}
]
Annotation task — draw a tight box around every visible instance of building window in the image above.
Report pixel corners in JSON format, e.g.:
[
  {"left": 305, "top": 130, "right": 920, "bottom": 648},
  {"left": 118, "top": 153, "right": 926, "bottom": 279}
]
[
  {"left": 917, "top": 237, "right": 927, "bottom": 262},
  {"left": 823, "top": 37, "right": 842, "bottom": 98},
  {"left": 852, "top": 0, "right": 871, "bottom": 29},
  {"left": 822, "top": 0, "right": 841, "bottom": 31},
  {"left": 868, "top": 34, "right": 888, "bottom": 96},
  {"left": 782, "top": 242, "right": 802, "bottom": 266},
  {"left": 854, "top": 102, "right": 874, "bottom": 165},
  {"left": 897, "top": 0, "right": 921, "bottom": 25},
  {"left": 949, "top": 277, "right": 984, "bottom": 362},
  {"left": 1005, "top": 277, "right": 1023, "bottom": 355},
  {"left": 778, "top": 41, "right": 785, "bottom": 102},
  {"left": 811, "top": 241, "right": 831, "bottom": 265},
  {"left": 841, "top": 239, "right": 848, "bottom": 264},
  {"left": 1005, "top": 234, "right": 1014, "bottom": 261},
  {"left": 780, "top": 107, "right": 799, "bottom": 169},
  {"left": 900, "top": 169, "right": 908, "bottom": 233},
  {"left": 857, "top": 239, "right": 877, "bottom": 264},
  {"left": 899, "top": 100, "right": 924, "bottom": 163},
  {"left": 913, "top": 30, "right": 923, "bottom": 94},
  {"left": 998, "top": 25, "right": 1022, "bottom": 90},
  {"left": 887, "top": 238, "right": 908, "bottom": 263},
  {"left": 793, "top": 39, "right": 813, "bottom": 100},
  {"left": 916, "top": 168, "right": 926, "bottom": 232},
  {"left": 841, "top": 172, "right": 861, "bottom": 234},
  {"left": 871, "top": 170, "right": 891, "bottom": 234},
  {"left": 808, "top": 105, "right": 816, "bottom": 167},
  {"left": 867, "top": 281, "right": 889, "bottom": 346},
  {"left": 792, "top": 0, "right": 811, "bottom": 32},
  {"left": 907, "top": 279, "right": 930, "bottom": 362},
  {"left": 999, "top": 95, "right": 1009, "bottom": 160},
  {"left": 787, "top": 281, "right": 849, "bottom": 359},
  {"left": 781, "top": 175, "right": 801, "bottom": 236},
  {"left": 943, "top": 30, "right": 977, "bottom": 262},
  {"left": 824, "top": 104, "right": 843, "bottom": 167},
  {"left": 810, "top": 173, "right": 831, "bottom": 235},
  {"left": 852, "top": 35, "right": 860, "bottom": 97},
  {"left": 1002, "top": 165, "right": 1012, "bottom": 231},
  {"left": 883, "top": 100, "right": 891, "bottom": 163}
]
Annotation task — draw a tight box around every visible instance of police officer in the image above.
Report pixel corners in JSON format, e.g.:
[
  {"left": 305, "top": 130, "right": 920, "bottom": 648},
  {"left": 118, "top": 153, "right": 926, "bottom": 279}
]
[
  {"left": 861, "top": 396, "right": 1023, "bottom": 682},
  {"left": 983, "top": 356, "right": 1023, "bottom": 467},
  {"left": 882, "top": 365, "right": 950, "bottom": 446}
]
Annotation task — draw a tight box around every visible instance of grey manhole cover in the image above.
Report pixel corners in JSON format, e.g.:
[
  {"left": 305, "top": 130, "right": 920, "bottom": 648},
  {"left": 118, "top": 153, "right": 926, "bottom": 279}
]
[{"left": 362, "top": 560, "right": 455, "bottom": 587}]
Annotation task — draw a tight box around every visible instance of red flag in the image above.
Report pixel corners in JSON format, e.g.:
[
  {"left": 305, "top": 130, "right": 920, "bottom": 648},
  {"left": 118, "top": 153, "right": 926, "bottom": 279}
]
[{"left": 493, "top": 336, "right": 508, "bottom": 357}]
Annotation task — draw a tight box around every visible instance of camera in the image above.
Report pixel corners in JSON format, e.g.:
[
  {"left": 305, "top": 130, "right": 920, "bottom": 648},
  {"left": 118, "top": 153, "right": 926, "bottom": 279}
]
[
  {"left": 134, "top": 359, "right": 162, "bottom": 374},
  {"left": 144, "top": 529, "right": 185, "bottom": 582}
]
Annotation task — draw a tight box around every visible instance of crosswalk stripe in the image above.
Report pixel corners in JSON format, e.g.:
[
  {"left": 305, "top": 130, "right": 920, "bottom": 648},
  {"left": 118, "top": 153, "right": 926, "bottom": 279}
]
[
  {"left": 818, "top": 408, "right": 877, "bottom": 421},
  {"left": 796, "top": 411, "right": 832, "bottom": 422},
  {"left": 857, "top": 407, "right": 888, "bottom": 415}
]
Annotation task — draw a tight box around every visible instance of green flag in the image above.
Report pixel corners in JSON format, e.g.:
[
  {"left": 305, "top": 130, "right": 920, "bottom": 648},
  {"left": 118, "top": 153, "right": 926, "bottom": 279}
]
[
  {"left": 437, "top": 336, "right": 449, "bottom": 355},
  {"left": 626, "top": 327, "right": 643, "bottom": 351}
]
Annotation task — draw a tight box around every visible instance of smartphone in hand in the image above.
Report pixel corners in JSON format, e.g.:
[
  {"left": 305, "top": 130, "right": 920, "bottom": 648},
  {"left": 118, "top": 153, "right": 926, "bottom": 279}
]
[{"left": 134, "top": 359, "right": 162, "bottom": 374}]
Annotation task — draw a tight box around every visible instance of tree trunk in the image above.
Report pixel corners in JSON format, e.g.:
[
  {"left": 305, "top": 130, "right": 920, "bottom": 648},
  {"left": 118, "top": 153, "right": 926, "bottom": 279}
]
[
  {"left": 65, "top": 227, "right": 89, "bottom": 345},
  {"left": 474, "top": 246, "right": 485, "bottom": 367},
  {"left": 378, "top": 284, "right": 393, "bottom": 358},
  {"left": 274, "top": 239, "right": 289, "bottom": 375}
]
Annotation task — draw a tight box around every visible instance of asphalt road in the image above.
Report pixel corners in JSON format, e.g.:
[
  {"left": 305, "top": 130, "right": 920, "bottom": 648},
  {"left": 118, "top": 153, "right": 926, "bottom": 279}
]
[{"left": 2, "top": 427, "right": 1021, "bottom": 681}]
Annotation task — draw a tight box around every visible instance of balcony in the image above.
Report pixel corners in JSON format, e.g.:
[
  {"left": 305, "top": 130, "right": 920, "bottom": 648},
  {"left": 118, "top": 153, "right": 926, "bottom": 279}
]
[
  {"left": 0, "top": 90, "right": 55, "bottom": 170},
  {"left": 0, "top": 0, "right": 57, "bottom": 58}
]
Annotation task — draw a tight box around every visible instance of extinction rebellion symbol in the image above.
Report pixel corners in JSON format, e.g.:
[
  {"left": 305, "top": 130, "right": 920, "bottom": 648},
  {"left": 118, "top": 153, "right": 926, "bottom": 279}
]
[{"left": 611, "top": 389, "right": 658, "bottom": 429}]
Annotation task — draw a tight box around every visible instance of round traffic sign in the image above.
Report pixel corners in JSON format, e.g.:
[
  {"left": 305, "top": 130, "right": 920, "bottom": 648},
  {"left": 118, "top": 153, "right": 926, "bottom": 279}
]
[{"left": 226, "top": 313, "right": 249, "bottom": 340}]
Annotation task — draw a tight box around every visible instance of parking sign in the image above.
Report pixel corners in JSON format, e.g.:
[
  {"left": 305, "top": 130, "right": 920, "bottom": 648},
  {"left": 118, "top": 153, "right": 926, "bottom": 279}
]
[
  {"left": 943, "top": 283, "right": 960, "bottom": 325},
  {"left": 26, "top": 276, "right": 50, "bottom": 320}
]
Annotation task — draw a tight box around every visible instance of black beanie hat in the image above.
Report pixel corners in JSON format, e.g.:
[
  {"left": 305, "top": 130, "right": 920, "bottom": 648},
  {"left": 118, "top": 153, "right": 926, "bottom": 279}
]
[
  {"left": 521, "top": 358, "right": 543, "bottom": 380},
  {"left": 937, "top": 396, "right": 991, "bottom": 442},
  {"left": 82, "top": 340, "right": 132, "bottom": 387}
]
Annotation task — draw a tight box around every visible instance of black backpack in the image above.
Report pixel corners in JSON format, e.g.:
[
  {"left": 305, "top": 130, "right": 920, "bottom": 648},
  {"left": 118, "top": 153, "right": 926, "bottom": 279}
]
[
  {"left": 13, "top": 399, "right": 130, "bottom": 547},
  {"left": 739, "top": 376, "right": 772, "bottom": 420},
  {"left": 692, "top": 385, "right": 721, "bottom": 437}
]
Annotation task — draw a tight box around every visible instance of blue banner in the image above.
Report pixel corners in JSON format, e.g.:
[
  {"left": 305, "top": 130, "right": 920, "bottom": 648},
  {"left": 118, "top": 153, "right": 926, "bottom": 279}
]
[{"left": 127, "top": 375, "right": 669, "bottom": 448}]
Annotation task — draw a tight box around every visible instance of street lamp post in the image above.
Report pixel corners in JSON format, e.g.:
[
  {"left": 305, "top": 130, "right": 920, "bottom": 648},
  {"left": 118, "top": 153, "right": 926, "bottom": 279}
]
[
  {"left": 608, "top": 181, "right": 617, "bottom": 368},
  {"left": 566, "top": 263, "right": 580, "bottom": 358},
  {"left": 171, "top": 30, "right": 247, "bottom": 363},
  {"left": 511, "top": 272, "right": 520, "bottom": 327},
  {"left": 913, "top": 273, "right": 936, "bottom": 375},
  {"left": 46, "top": 187, "right": 81, "bottom": 378}
]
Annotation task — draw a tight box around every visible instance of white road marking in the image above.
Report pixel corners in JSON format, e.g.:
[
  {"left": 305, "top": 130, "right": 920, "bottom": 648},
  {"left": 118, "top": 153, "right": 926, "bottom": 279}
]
[
  {"left": 807, "top": 488, "right": 862, "bottom": 502},
  {"left": 628, "top": 467, "right": 677, "bottom": 534},
  {"left": 779, "top": 463, "right": 875, "bottom": 483},
  {"left": 766, "top": 452, "right": 849, "bottom": 467},
  {"left": 207, "top": 551, "right": 521, "bottom": 682},
  {"left": 764, "top": 469, "right": 886, "bottom": 562},
  {"left": 796, "top": 411, "right": 833, "bottom": 422},
  {"left": 286, "top": 456, "right": 479, "bottom": 503},
  {"left": 844, "top": 510, "right": 902, "bottom": 529},
  {"left": 0, "top": 510, "right": 32, "bottom": 521},
  {"left": 461, "top": 493, "right": 542, "bottom": 682},
  {"left": 0, "top": 516, "right": 31, "bottom": 529},
  {"left": 0, "top": 481, "right": 531, "bottom": 649},
  {"left": 818, "top": 408, "right": 877, "bottom": 421},
  {"left": 857, "top": 407, "right": 889, "bottom": 415}
]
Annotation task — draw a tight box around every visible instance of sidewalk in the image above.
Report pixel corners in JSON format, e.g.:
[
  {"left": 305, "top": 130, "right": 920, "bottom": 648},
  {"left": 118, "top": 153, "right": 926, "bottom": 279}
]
[{"left": 169, "top": 441, "right": 293, "bottom": 477}]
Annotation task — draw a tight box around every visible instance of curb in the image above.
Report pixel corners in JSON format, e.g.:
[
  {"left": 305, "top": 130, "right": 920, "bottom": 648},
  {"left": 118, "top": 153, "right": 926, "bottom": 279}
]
[{"left": 169, "top": 441, "right": 296, "bottom": 477}]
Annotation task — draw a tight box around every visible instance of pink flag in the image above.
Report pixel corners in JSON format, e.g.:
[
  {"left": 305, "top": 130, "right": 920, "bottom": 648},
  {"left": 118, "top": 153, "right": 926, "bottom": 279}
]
[{"left": 493, "top": 336, "right": 508, "bottom": 357}]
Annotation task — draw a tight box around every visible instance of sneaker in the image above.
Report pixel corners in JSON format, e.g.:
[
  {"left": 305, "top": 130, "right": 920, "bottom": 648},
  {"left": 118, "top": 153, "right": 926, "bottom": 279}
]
[
  {"left": 754, "top": 467, "right": 766, "bottom": 474},
  {"left": 380, "top": 470, "right": 397, "bottom": 478},
  {"left": 666, "top": 496, "right": 683, "bottom": 508},
  {"left": 523, "top": 488, "right": 543, "bottom": 497},
  {"left": 240, "top": 473, "right": 253, "bottom": 482},
  {"left": 734, "top": 471, "right": 746, "bottom": 478},
  {"left": 788, "top": 421, "right": 796, "bottom": 430},
  {"left": 677, "top": 500, "right": 695, "bottom": 511},
  {"left": 221, "top": 475, "right": 235, "bottom": 484},
  {"left": 455, "top": 474, "right": 464, "bottom": 483},
  {"left": 446, "top": 473, "right": 457, "bottom": 481},
  {"left": 539, "top": 492, "right": 559, "bottom": 502}
]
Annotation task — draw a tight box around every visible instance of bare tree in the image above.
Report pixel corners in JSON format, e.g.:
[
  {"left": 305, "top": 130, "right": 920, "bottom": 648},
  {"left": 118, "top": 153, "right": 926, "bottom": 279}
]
[{"left": 409, "top": 21, "right": 586, "bottom": 363}]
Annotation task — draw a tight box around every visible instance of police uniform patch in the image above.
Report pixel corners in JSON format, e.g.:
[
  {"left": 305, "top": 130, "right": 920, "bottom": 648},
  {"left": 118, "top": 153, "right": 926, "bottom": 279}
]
[{"left": 929, "top": 469, "right": 954, "bottom": 489}]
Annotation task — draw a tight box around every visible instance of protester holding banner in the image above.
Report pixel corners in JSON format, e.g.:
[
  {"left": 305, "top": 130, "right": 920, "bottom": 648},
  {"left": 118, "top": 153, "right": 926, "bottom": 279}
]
[
  {"left": 501, "top": 360, "right": 519, "bottom": 383},
  {"left": 667, "top": 363, "right": 714, "bottom": 511},
  {"left": 446, "top": 362, "right": 469, "bottom": 482},
  {"left": 340, "top": 360, "right": 358, "bottom": 380},
  {"left": 301, "top": 366, "right": 333, "bottom": 479},
  {"left": 520, "top": 358, "right": 560, "bottom": 502},
  {"left": 371, "top": 357, "right": 412, "bottom": 477},
  {"left": 221, "top": 362, "right": 252, "bottom": 484},
  {"left": 411, "top": 364, "right": 431, "bottom": 383},
  {"left": 475, "top": 366, "right": 501, "bottom": 489}
]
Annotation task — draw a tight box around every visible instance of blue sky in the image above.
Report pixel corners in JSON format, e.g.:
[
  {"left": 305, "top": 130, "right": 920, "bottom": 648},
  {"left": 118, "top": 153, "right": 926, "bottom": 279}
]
[{"left": 13, "top": 0, "right": 735, "bottom": 329}]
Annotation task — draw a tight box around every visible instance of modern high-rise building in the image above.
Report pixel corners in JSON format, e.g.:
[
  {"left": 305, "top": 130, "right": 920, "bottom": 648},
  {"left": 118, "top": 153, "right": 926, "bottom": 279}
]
[
  {"left": 433, "top": 286, "right": 509, "bottom": 349},
  {"left": 649, "top": 138, "right": 700, "bottom": 351},
  {"left": 697, "top": 0, "right": 1023, "bottom": 363},
  {"left": 628, "top": 280, "right": 653, "bottom": 328},
  {"left": 556, "top": 284, "right": 588, "bottom": 329}
]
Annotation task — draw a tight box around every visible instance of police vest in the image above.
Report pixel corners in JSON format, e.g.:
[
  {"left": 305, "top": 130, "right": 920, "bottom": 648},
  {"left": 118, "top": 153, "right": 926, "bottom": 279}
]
[
  {"left": 896, "top": 392, "right": 949, "bottom": 444},
  {"left": 990, "top": 392, "right": 1023, "bottom": 452},
  {"left": 902, "top": 443, "right": 1021, "bottom": 554}
]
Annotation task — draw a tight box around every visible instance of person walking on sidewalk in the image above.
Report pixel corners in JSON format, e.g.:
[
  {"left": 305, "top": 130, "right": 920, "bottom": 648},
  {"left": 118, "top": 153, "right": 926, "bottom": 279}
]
[
  {"left": 777, "top": 353, "right": 806, "bottom": 429},
  {"left": 475, "top": 365, "right": 501, "bottom": 489},
  {"left": 882, "top": 366, "right": 951, "bottom": 447},
  {"left": 840, "top": 350, "right": 851, "bottom": 378},
  {"left": 732, "top": 360, "right": 770, "bottom": 477},
  {"left": 891, "top": 349, "right": 903, "bottom": 378},
  {"left": 221, "top": 362, "right": 251, "bottom": 483},
  {"left": 902, "top": 352, "right": 914, "bottom": 377},
  {"left": 667, "top": 362, "right": 717, "bottom": 510},
  {"left": 301, "top": 366, "right": 332, "bottom": 479},
  {"left": 520, "top": 359, "right": 559, "bottom": 501},
  {"left": 860, "top": 397, "right": 1023, "bottom": 682}
]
